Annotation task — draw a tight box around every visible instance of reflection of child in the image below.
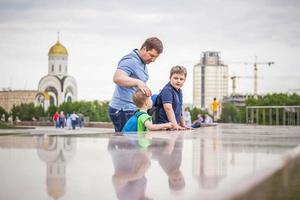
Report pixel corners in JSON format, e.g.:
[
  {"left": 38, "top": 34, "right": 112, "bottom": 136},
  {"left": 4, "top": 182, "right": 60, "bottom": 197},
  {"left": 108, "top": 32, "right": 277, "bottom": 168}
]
[
  {"left": 108, "top": 137, "right": 151, "bottom": 200},
  {"left": 155, "top": 66, "right": 188, "bottom": 130},
  {"left": 131, "top": 89, "right": 172, "bottom": 132},
  {"left": 150, "top": 134, "right": 185, "bottom": 191}
]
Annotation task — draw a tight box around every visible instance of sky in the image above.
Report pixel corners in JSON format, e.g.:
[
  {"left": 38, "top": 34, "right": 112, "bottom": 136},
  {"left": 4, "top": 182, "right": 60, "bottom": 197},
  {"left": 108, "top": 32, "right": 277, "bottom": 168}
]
[{"left": 1, "top": 0, "right": 300, "bottom": 104}]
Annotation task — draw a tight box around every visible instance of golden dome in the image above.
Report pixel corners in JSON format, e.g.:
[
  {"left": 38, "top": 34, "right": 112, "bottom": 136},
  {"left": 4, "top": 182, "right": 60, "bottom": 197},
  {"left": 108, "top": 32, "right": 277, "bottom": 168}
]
[{"left": 48, "top": 41, "right": 68, "bottom": 55}]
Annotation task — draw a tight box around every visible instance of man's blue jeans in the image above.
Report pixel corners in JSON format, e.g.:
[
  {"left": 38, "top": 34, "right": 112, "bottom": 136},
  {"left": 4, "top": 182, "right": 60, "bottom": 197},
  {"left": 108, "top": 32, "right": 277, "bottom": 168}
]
[
  {"left": 108, "top": 106, "right": 135, "bottom": 132},
  {"left": 55, "top": 120, "right": 59, "bottom": 128}
]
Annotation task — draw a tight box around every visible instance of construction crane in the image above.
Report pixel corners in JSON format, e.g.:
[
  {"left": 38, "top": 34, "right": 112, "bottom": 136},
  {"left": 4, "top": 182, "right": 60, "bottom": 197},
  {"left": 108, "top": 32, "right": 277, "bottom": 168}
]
[
  {"left": 228, "top": 57, "right": 274, "bottom": 96},
  {"left": 245, "top": 57, "right": 274, "bottom": 96},
  {"left": 230, "top": 76, "right": 262, "bottom": 96},
  {"left": 287, "top": 88, "right": 300, "bottom": 93}
]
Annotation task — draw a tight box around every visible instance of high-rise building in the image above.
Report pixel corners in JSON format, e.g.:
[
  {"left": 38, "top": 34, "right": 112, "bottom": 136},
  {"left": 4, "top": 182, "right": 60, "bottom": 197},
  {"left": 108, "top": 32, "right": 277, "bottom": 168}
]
[{"left": 193, "top": 51, "right": 228, "bottom": 112}]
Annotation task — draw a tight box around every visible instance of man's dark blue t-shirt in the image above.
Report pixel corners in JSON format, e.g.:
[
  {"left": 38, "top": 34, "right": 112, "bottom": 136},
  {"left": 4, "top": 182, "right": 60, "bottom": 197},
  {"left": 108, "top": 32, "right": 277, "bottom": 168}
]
[{"left": 156, "top": 82, "right": 183, "bottom": 124}]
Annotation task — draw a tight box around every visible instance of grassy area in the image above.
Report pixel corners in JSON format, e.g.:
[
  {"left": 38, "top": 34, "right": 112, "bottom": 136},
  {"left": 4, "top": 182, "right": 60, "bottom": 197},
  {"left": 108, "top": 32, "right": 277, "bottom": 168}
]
[{"left": 0, "top": 122, "right": 15, "bottom": 129}]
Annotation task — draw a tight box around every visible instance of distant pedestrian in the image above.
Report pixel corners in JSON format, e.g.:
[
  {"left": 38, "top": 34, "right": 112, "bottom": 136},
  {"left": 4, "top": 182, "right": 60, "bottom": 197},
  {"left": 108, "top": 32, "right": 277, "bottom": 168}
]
[
  {"left": 191, "top": 114, "right": 204, "bottom": 128},
  {"left": 59, "top": 111, "right": 66, "bottom": 128},
  {"left": 66, "top": 113, "right": 72, "bottom": 130},
  {"left": 53, "top": 111, "right": 59, "bottom": 128},
  {"left": 211, "top": 98, "right": 220, "bottom": 122},
  {"left": 204, "top": 114, "right": 213, "bottom": 124},
  {"left": 183, "top": 107, "right": 191, "bottom": 127},
  {"left": 78, "top": 113, "right": 84, "bottom": 128},
  {"left": 71, "top": 112, "right": 78, "bottom": 130}
]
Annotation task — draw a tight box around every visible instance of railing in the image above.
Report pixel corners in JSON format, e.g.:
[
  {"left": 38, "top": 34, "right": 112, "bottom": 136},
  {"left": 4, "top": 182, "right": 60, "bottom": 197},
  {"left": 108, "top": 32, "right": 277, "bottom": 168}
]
[{"left": 246, "top": 106, "right": 300, "bottom": 125}]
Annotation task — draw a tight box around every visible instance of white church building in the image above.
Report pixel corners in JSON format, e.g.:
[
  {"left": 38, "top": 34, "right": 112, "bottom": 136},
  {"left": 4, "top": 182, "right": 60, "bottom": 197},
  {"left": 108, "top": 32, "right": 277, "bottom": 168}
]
[{"left": 36, "top": 38, "right": 78, "bottom": 110}]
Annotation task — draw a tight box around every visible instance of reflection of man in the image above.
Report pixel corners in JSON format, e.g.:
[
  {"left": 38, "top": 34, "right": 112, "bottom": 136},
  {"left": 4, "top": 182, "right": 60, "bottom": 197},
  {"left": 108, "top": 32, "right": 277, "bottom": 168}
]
[
  {"left": 107, "top": 137, "right": 152, "bottom": 200},
  {"left": 150, "top": 134, "right": 185, "bottom": 191}
]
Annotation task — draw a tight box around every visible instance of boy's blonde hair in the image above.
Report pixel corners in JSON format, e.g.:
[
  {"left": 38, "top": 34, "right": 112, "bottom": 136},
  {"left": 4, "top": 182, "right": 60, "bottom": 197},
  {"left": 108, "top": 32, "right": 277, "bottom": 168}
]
[
  {"left": 132, "top": 89, "right": 148, "bottom": 108},
  {"left": 170, "top": 65, "right": 187, "bottom": 78}
]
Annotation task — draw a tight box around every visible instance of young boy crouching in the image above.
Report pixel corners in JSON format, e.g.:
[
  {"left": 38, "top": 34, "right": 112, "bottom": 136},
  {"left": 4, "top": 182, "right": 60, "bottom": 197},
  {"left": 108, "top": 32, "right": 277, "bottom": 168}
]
[
  {"left": 155, "top": 65, "right": 188, "bottom": 130},
  {"left": 124, "top": 89, "right": 173, "bottom": 133}
]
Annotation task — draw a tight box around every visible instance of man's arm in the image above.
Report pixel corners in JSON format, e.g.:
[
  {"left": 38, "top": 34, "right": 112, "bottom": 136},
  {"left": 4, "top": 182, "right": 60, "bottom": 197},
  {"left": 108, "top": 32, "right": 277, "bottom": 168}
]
[{"left": 113, "top": 69, "right": 151, "bottom": 96}]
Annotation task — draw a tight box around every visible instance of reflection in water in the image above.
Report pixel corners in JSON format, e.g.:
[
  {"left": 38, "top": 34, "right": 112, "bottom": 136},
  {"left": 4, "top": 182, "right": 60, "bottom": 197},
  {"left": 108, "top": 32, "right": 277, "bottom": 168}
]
[
  {"left": 150, "top": 134, "right": 185, "bottom": 191},
  {"left": 108, "top": 136, "right": 151, "bottom": 200},
  {"left": 2, "top": 125, "right": 299, "bottom": 199},
  {"left": 192, "top": 134, "right": 226, "bottom": 189},
  {"left": 191, "top": 127, "right": 299, "bottom": 193},
  {"left": 108, "top": 133, "right": 185, "bottom": 200},
  {"left": 236, "top": 155, "right": 300, "bottom": 200},
  {"left": 35, "top": 136, "right": 77, "bottom": 200}
]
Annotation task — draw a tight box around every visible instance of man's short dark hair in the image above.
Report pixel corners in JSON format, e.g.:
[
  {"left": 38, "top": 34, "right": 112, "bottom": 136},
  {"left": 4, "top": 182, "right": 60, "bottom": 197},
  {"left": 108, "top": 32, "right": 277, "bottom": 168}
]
[{"left": 141, "top": 37, "right": 163, "bottom": 54}]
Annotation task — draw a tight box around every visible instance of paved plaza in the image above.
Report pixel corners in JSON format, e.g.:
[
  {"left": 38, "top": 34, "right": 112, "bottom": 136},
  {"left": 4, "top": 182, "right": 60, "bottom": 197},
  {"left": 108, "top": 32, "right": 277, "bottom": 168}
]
[{"left": 0, "top": 124, "right": 300, "bottom": 200}]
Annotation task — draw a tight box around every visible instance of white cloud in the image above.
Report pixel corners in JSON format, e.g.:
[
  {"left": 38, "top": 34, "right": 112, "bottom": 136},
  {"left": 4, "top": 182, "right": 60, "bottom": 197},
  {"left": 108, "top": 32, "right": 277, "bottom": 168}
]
[{"left": 1, "top": 0, "right": 300, "bottom": 103}]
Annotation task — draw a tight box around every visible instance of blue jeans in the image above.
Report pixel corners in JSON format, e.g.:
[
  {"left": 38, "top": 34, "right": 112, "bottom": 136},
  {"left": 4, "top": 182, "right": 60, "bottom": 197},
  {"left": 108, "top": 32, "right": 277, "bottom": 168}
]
[
  {"left": 55, "top": 120, "right": 59, "bottom": 128},
  {"left": 108, "top": 106, "right": 135, "bottom": 132}
]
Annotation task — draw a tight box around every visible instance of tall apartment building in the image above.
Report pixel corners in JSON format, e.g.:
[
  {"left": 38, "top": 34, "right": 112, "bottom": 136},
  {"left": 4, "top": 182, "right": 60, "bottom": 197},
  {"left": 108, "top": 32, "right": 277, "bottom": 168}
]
[{"left": 193, "top": 51, "right": 228, "bottom": 111}]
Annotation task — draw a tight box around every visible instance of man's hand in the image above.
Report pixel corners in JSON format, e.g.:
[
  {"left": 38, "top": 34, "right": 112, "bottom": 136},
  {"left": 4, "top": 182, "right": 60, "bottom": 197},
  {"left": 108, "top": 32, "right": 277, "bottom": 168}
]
[
  {"left": 137, "top": 80, "right": 152, "bottom": 97},
  {"left": 113, "top": 69, "right": 152, "bottom": 96}
]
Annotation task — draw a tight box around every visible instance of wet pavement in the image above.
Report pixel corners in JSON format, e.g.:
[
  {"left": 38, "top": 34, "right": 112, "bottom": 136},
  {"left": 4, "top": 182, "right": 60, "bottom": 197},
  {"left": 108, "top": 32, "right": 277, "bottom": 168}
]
[{"left": 0, "top": 124, "right": 300, "bottom": 200}]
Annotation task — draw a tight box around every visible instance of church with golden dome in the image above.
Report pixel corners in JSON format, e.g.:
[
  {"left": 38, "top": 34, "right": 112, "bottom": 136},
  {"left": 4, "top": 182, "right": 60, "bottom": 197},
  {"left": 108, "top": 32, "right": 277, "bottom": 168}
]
[
  {"left": 0, "top": 36, "right": 78, "bottom": 112},
  {"left": 35, "top": 37, "right": 78, "bottom": 110}
]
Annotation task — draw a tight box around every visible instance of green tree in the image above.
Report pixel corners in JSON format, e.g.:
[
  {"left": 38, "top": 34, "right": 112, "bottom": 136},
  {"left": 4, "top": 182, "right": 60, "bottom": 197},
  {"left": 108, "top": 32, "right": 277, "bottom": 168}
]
[
  {"left": 10, "top": 103, "right": 45, "bottom": 121},
  {"left": 221, "top": 103, "right": 240, "bottom": 123},
  {"left": 46, "top": 104, "right": 58, "bottom": 120},
  {"left": 189, "top": 107, "right": 202, "bottom": 122},
  {"left": 243, "top": 93, "right": 300, "bottom": 125},
  {"left": 0, "top": 106, "right": 8, "bottom": 121},
  {"left": 59, "top": 102, "right": 75, "bottom": 115},
  {"left": 58, "top": 100, "right": 110, "bottom": 122},
  {"left": 245, "top": 93, "right": 300, "bottom": 107},
  {"left": 98, "top": 101, "right": 110, "bottom": 122},
  {"left": 189, "top": 107, "right": 211, "bottom": 122}
]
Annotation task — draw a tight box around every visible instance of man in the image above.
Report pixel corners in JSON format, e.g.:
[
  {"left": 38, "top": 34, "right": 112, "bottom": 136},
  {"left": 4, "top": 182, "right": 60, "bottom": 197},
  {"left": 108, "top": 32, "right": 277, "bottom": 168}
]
[
  {"left": 109, "top": 37, "right": 163, "bottom": 132},
  {"left": 211, "top": 97, "right": 220, "bottom": 122},
  {"left": 53, "top": 111, "right": 59, "bottom": 128}
]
